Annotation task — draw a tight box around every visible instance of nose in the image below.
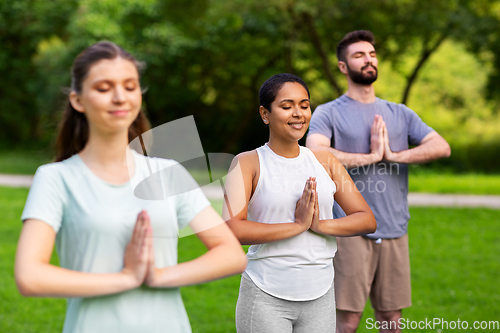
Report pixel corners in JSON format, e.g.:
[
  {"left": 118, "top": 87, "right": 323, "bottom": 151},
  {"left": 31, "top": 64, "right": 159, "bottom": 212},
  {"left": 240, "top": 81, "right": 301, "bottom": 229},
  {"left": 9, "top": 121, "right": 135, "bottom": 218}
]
[
  {"left": 292, "top": 105, "right": 303, "bottom": 117},
  {"left": 112, "top": 86, "right": 126, "bottom": 104}
]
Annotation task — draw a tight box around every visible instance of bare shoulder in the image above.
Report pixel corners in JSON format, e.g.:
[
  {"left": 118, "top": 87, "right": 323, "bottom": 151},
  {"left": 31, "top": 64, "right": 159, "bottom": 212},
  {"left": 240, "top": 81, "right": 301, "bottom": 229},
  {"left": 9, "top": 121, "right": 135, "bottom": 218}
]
[
  {"left": 235, "top": 150, "right": 258, "bottom": 162},
  {"left": 234, "top": 150, "right": 258, "bottom": 167},
  {"left": 230, "top": 150, "right": 259, "bottom": 175}
]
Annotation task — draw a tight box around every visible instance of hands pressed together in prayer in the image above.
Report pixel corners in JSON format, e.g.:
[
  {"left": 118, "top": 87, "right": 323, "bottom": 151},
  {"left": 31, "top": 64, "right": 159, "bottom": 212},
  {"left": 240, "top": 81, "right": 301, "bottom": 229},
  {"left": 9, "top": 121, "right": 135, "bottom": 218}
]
[
  {"left": 370, "top": 114, "right": 398, "bottom": 162},
  {"left": 294, "top": 177, "right": 321, "bottom": 233},
  {"left": 122, "top": 211, "right": 163, "bottom": 288}
]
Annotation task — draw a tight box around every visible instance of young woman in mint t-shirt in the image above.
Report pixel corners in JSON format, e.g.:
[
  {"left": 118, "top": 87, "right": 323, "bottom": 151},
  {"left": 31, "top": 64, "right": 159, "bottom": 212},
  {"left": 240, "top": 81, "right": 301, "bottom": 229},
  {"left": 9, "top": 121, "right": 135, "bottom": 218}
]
[{"left": 15, "top": 42, "right": 246, "bottom": 333}]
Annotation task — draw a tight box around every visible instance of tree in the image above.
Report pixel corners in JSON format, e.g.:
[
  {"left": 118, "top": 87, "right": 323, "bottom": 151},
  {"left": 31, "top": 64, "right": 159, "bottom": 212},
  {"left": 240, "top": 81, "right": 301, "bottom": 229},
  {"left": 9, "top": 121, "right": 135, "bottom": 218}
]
[
  {"left": 5, "top": 0, "right": 500, "bottom": 159},
  {"left": 0, "top": 0, "right": 77, "bottom": 146}
]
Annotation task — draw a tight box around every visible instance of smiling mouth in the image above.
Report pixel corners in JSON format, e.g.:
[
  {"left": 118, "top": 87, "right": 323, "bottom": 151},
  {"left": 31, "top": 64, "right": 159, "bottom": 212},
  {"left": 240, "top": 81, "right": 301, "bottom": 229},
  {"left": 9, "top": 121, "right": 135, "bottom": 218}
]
[
  {"left": 288, "top": 122, "right": 306, "bottom": 129},
  {"left": 109, "top": 110, "right": 129, "bottom": 116}
]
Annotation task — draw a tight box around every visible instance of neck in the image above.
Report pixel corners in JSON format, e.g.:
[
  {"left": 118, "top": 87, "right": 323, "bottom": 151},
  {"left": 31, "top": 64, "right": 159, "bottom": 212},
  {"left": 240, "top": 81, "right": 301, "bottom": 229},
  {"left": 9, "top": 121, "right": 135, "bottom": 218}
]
[
  {"left": 345, "top": 80, "right": 376, "bottom": 103},
  {"left": 267, "top": 134, "right": 301, "bottom": 158},
  {"left": 79, "top": 127, "right": 130, "bottom": 167}
]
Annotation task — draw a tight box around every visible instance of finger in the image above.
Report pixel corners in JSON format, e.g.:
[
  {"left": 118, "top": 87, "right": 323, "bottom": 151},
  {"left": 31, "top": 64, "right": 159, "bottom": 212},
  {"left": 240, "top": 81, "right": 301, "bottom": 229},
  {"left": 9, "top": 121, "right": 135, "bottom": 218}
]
[
  {"left": 304, "top": 184, "right": 313, "bottom": 207},
  {"left": 371, "top": 117, "right": 378, "bottom": 133},
  {"left": 375, "top": 122, "right": 381, "bottom": 135},
  {"left": 142, "top": 211, "right": 151, "bottom": 232},
  {"left": 308, "top": 187, "right": 315, "bottom": 206},
  {"left": 142, "top": 226, "right": 153, "bottom": 263},
  {"left": 300, "top": 179, "right": 310, "bottom": 201},
  {"left": 138, "top": 213, "right": 151, "bottom": 252},
  {"left": 137, "top": 222, "right": 148, "bottom": 256},
  {"left": 132, "top": 211, "right": 144, "bottom": 244},
  {"left": 139, "top": 225, "right": 151, "bottom": 262},
  {"left": 308, "top": 189, "right": 316, "bottom": 214}
]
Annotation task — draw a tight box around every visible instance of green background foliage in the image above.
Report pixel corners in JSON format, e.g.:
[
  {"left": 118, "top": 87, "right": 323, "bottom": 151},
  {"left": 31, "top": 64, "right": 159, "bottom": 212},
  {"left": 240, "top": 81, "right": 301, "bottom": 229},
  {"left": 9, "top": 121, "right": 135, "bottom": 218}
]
[{"left": 1, "top": 0, "right": 500, "bottom": 171}]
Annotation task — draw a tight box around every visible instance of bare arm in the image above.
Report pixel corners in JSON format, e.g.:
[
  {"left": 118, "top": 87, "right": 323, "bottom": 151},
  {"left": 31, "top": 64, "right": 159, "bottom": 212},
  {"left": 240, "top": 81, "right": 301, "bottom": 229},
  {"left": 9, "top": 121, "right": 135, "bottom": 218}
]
[
  {"left": 15, "top": 213, "right": 151, "bottom": 297},
  {"left": 383, "top": 129, "right": 451, "bottom": 164},
  {"left": 222, "top": 152, "right": 314, "bottom": 245},
  {"left": 306, "top": 115, "right": 385, "bottom": 168},
  {"left": 309, "top": 150, "right": 377, "bottom": 236},
  {"left": 145, "top": 206, "right": 247, "bottom": 288}
]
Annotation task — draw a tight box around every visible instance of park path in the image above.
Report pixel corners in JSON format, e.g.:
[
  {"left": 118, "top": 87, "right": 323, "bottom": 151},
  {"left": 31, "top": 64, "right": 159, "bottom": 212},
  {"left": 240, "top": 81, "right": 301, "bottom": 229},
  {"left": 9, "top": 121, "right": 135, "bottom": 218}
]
[{"left": 1, "top": 174, "right": 500, "bottom": 209}]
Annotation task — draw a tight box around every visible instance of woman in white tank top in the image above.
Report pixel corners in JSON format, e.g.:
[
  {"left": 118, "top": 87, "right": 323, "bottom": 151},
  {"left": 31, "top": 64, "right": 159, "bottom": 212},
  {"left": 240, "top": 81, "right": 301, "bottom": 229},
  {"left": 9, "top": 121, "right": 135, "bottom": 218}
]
[{"left": 223, "top": 74, "right": 377, "bottom": 332}]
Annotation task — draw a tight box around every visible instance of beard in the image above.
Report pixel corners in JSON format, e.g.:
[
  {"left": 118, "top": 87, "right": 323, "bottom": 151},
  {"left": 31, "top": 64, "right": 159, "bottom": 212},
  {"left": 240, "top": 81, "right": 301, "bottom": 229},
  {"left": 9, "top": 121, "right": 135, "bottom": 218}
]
[{"left": 346, "top": 63, "right": 378, "bottom": 85}]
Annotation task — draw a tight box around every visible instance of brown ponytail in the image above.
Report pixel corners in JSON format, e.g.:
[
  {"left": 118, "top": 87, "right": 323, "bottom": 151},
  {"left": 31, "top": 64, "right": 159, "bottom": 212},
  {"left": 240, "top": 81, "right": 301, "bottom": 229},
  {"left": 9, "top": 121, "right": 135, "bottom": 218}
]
[{"left": 54, "top": 41, "right": 151, "bottom": 162}]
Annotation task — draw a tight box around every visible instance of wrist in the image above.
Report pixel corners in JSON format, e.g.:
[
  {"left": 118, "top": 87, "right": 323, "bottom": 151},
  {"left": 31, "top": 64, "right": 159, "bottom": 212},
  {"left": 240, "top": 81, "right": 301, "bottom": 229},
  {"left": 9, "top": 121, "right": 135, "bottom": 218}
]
[
  {"left": 385, "top": 150, "right": 401, "bottom": 163},
  {"left": 369, "top": 152, "right": 382, "bottom": 164},
  {"left": 315, "top": 220, "right": 324, "bottom": 233},
  {"left": 293, "top": 220, "right": 308, "bottom": 234},
  {"left": 146, "top": 267, "right": 170, "bottom": 288},
  {"left": 119, "top": 270, "right": 140, "bottom": 290},
  {"left": 310, "top": 219, "right": 323, "bottom": 233}
]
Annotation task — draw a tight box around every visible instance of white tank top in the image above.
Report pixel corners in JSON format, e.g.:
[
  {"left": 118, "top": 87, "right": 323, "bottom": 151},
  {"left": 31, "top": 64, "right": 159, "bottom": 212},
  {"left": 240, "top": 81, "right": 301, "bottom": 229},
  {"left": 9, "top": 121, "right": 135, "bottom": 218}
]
[{"left": 245, "top": 143, "right": 337, "bottom": 301}]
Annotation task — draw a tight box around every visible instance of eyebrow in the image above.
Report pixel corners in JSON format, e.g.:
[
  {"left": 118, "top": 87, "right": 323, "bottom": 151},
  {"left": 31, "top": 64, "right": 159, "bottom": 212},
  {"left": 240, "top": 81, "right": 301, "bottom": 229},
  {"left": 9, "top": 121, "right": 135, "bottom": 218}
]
[
  {"left": 279, "top": 98, "right": 310, "bottom": 103},
  {"left": 92, "top": 78, "right": 139, "bottom": 85},
  {"left": 352, "top": 50, "right": 376, "bottom": 56}
]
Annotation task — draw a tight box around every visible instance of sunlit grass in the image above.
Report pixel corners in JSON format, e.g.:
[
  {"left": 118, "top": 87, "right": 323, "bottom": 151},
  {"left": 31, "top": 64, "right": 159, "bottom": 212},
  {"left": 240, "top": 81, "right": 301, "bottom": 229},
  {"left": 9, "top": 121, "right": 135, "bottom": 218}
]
[{"left": 1, "top": 187, "right": 499, "bottom": 332}]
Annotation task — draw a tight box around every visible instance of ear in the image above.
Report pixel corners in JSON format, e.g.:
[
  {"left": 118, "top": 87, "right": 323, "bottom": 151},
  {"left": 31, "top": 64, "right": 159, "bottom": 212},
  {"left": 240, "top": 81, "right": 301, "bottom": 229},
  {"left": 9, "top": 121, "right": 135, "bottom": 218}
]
[
  {"left": 259, "top": 106, "right": 269, "bottom": 124},
  {"left": 338, "top": 61, "right": 348, "bottom": 75},
  {"left": 69, "top": 91, "right": 85, "bottom": 113}
]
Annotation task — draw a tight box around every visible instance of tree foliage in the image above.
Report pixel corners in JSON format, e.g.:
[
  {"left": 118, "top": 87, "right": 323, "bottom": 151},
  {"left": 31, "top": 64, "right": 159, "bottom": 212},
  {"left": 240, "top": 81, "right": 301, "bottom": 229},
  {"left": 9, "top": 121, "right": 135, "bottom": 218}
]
[
  {"left": 1, "top": 0, "right": 500, "bottom": 171},
  {"left": 0, "top": 0, "right": 77, "bottom": 146}
]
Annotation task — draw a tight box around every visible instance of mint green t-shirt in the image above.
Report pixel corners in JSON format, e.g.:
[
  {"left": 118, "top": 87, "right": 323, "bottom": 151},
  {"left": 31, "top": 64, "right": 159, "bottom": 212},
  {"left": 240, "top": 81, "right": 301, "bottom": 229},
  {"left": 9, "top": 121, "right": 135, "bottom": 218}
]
[{"left": 21, "top": 151, "right": 211, "bottom": 333}]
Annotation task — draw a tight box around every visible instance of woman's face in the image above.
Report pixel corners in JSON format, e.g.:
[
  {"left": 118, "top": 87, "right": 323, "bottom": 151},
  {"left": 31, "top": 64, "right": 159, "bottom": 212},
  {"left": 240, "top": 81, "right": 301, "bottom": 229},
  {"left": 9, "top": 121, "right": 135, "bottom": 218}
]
[
  {"left": 70, "top": 57, "right": 142, "bottom": 135},
  {"left": 263, "top": 82, "right": 311, "bottom": 142}
]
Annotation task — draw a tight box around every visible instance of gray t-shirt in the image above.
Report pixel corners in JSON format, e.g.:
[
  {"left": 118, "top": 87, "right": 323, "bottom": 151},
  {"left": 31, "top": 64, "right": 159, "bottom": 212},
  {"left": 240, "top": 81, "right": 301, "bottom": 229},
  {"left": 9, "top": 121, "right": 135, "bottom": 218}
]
[
  {"left": 21, "top": 150, "right": 211, "bottom": 333},
  {"left": 308, "top": 94, "right": 433, "bottom": 239}
]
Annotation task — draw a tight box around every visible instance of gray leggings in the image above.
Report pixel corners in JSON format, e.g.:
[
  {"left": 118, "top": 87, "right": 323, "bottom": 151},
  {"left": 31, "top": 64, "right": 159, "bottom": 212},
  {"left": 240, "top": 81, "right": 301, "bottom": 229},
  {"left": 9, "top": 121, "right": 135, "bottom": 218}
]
[{"left": 235, "top": 273, "right": 336, "bottom": 333}]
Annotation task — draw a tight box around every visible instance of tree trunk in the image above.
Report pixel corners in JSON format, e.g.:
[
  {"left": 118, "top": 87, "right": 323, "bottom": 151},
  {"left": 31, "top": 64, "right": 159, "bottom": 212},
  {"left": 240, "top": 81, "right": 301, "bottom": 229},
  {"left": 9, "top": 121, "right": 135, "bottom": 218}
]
[
  {"left": 401, "top": 34, "right": 447, "bottom": 105},
  {"left": 301, "top": 12, "right": 343, "bottom": 97}
]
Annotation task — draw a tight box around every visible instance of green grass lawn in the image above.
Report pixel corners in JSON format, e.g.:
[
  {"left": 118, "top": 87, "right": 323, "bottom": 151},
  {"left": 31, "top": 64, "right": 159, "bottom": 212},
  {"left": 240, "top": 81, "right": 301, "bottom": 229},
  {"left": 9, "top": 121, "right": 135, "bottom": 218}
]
[
  {"left": 408, "top": 172, "right": 500, "bottom": 195},
  {"left": 1, "top": 186, "right": 499, "bottom": 332}
]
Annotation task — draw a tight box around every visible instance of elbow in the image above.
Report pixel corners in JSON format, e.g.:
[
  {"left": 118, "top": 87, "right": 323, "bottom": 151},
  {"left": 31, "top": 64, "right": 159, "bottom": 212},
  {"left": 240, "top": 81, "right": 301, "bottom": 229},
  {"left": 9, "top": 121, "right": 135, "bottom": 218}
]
[
  {"left": 443, "top": 143, "right": 451, "bottom": 158},
  {"left": 235, "top": 253, "right": 248, "bottom": 274},
  {"left": 226, "top": 245, "right": 247, "bottom": 275},
  {"left": 234, "top": 240, "right": 248, "bottom": 274},
  {"left": 15, "top": 274, "right": 39, "bottom": 297},
  {"left": 436, "top": 137, "right": 451, "bottom": 158},
  {"left": 365, "top": 211, "right": 377, "bottom": 234}
]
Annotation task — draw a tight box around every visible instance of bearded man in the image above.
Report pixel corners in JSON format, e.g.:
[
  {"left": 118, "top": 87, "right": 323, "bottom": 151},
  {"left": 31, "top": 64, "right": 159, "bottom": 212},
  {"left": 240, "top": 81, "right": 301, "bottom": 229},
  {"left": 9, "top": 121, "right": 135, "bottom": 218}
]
[{"left": 306, "top": 30, "right": 450, "bottom": 333}]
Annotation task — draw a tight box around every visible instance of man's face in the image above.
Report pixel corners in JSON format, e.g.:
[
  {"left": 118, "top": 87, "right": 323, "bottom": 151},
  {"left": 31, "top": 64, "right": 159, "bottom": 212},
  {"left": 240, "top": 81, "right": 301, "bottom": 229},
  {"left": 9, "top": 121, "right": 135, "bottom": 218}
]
[{"left": 344, "top": 41, "right": 378, "bottom": 85}]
